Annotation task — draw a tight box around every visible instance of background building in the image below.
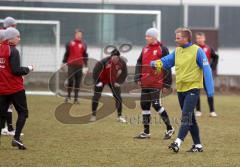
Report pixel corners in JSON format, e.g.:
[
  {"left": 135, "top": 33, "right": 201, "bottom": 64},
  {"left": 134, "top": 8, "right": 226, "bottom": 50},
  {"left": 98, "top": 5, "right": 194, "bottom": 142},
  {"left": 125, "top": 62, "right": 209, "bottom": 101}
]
[{"left": 1, "top": 0, "right": 239, "bottom": 92}]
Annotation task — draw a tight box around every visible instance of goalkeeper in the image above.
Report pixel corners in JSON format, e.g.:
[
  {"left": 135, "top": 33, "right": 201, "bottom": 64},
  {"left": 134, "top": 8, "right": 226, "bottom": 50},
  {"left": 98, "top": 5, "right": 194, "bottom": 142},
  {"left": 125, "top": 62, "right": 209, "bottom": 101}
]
[
  {"left": 62, "top": 29, "right": 88, "bottom": 104},
  {"left": 150, "top": 28, "right": 214, "bottom": 153}
]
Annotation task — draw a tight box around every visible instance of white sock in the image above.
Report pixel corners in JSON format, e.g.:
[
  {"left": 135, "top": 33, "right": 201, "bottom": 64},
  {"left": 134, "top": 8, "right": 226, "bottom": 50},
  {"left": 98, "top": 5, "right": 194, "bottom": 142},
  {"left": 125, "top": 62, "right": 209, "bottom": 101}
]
[
  {"left": 158, "top": 107, "right": 165, "bottom": 114},
  {"left": 175, "top": 138, "right": 182, "bottom": 147},
  {"left": 195, "top": 144, "right": 203, "bottom": 148}
]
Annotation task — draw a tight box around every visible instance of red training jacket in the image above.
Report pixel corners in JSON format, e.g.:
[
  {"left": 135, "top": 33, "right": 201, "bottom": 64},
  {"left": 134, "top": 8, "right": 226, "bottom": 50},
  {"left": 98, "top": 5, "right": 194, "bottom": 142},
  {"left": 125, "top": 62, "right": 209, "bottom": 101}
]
[
  {"left": 140, "top": 42, "right": 164, "bottom": 88},
  {"left": 0, "top": 43, "right": 24, "bottom": 95},
  {"left": 99, "top": 59, "right": 123, "bottom": 84},
  {"left": 66, "top": 40, "right": 86, "bottom": 66},
  {"left": 199, "top": 44, "right": 211, "bottom": 63}
]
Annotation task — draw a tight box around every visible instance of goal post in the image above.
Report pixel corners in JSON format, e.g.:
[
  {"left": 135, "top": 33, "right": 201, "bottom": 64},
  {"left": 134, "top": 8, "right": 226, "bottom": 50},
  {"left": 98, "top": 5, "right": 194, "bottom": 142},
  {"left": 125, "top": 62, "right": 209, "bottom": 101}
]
[
  {"left": 0, "top": 6, "right": 161, "bottom": 40},
  {"left": 0, "top": 19, "right": 60, "bottom": 95},
  {"left": 0, "top": 19, "right": 61, "bottom": 71}
]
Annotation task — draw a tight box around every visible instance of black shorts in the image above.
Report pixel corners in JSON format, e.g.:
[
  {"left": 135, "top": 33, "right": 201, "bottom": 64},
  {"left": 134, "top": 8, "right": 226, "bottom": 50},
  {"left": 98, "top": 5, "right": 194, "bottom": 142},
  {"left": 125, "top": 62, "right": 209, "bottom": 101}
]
[{"left": 0, "top": 90, "right": 28, "bottom": 118}]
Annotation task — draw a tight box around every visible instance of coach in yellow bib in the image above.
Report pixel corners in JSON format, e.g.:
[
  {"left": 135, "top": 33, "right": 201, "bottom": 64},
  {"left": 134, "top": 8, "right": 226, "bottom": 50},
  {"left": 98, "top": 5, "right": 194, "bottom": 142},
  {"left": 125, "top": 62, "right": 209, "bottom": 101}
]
[{"left": 151, "top": 28, "right": 214, "bottom": 153}]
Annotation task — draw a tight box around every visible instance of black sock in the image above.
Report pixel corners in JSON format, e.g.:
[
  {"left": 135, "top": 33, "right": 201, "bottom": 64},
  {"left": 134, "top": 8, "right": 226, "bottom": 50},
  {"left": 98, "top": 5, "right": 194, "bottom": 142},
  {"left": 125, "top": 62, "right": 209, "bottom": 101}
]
[
  {"left": 6, "top": 112, "right": 14, "bottom": 131},
  {"left": 208, "top": 97, "right": 214, "bottom": 112},
  {"left": 0, "top": 116, "right": 5, "bottom": 133},
  {"left": 67, "top": 88, "right": 72, "bottom": 98},
  {"left": 74, "top": 89, "right": 79, "bottom": 100},
  {"left": 160, "top": 111, "right": 172, "bottom": 131},
  {"left": 92, "top": 111, "right": 96, "bottom": 116},
  {"left": 196, "top": 96, "right": 201, "bottom": 111},
  {"left": 144, "top": 125, "right": 149, "bottom": 134},
  {"left": 14, "top": 115, "right": 26, "bottom": 141},
  {"left": 117, "top": 103, "right": 122, "bottom": 117},
  {"left": 143, "top": 114, "right": 151, "bottom": 134},
  {"left": 92, "top": 101, "right": 98, "bottom": 114}
]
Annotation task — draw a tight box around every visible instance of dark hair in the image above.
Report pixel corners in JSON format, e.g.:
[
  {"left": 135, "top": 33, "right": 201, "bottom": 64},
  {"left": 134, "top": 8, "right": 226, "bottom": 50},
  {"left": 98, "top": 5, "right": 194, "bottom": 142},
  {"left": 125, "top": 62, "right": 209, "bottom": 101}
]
[
  {"left": 111, "top": 49, "right": 120, "bottom": 57},
  {"left": 195, "top": 32, "right": 205, "bottom": 37},
  {"left": 175, "top": 27, "right": 192, "bottom": 42},
  {"left": 75, "top": 28, "right": 83, "bottom": 33}
]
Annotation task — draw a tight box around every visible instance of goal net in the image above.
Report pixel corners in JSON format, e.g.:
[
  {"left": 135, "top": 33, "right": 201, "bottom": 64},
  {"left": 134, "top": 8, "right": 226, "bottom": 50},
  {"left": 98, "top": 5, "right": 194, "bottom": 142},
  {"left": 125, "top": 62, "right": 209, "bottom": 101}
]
[{"left": 0, "top": 7, "right": 161, "bottom": 96}]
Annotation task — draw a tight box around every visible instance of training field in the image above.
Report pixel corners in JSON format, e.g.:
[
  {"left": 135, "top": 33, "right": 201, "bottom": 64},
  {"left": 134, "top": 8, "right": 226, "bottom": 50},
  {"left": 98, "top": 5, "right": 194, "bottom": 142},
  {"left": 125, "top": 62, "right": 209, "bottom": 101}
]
[{"left": 0, "top": 95, "right": 239, "bottom": 167}]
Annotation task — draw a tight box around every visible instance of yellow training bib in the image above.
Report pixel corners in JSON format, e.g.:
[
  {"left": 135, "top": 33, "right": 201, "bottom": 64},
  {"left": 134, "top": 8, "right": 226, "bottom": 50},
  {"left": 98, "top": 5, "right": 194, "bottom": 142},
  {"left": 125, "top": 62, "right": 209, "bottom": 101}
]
[{"left": 175, "top": 44, "right": 203, "bottom": 92}]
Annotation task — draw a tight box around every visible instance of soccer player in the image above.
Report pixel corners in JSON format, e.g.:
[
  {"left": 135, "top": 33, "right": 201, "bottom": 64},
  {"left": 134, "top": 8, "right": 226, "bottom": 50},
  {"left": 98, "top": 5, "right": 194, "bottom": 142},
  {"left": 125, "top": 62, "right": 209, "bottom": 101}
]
[
  {"left": 151, "top": 28, "right": 214, "bottom": 153},
  {"left": 0, "top": 27, "right": 34, "bottom": 150},
  {"left": 62, "top": 29, "right": 88, "bottom": 104},
  {"left": 195, "top": 32, "right": 218, "bottom": 117},
  {"left": 90, "top": 49, "right": 127, "bottom": 123},
  {"left": 0, "top": 16, "right": 17, "bottom": 136},
  {"left": 134, "top": 28, "right": 174, "bottom": 139}
]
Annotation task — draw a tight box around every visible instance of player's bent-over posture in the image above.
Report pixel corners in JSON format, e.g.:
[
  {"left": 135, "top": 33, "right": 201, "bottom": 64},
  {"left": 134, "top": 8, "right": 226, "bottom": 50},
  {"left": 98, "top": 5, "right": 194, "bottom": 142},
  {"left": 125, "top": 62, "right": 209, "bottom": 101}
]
[{"left": 90, "top": 49, "right": 128, "bottom": 123}]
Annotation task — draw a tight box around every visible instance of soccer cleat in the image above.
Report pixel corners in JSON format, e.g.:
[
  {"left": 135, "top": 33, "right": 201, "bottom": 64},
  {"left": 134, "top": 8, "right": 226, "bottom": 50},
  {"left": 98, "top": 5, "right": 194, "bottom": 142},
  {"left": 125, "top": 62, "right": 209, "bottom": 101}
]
[
  {"left": 117, "top": 116, "right": 127, "bottom": 123},
  {"left": 1, "top": 127, "right": 8, "bottom": 135},
  {"left": 163, "top": 127, "right": 175, "bottom": 140},
  {"left": 89, "top": 115, "right": 97, "bottom": 122},
  {"left": 64, "top": 97, "right": 71, "bottom": 103},
  {"left": 5, "top": 130, "right": 15, "bottom": 136},
  {"left": 134, "top": 132, "right": 151, "bottom": 139},
  {"left": 186, "top": 145, "right": 203, "bottom": 152},
  {"left": 12, "top": 139, "right": 27, "bottom": 150},
  {"left": 168, "top": 142, "right": 179, "bottom": 153},
  {"left": 8, "top": 130, "right": 23, "bottom": 136},
  {"left": 1, "top": 128, "right": 24, "bottom": 136},
  {"left": 96, "top": 82, "right": 103, "bottom": 87},
  {"left": 195, "top": 111, "right": 202, "bottom": 117},
  {"left": 73, "top": 99, "right": 80, "bottom": 104},
  {"left": 209, "top": 112, "right": 218, "bottom": 117}
]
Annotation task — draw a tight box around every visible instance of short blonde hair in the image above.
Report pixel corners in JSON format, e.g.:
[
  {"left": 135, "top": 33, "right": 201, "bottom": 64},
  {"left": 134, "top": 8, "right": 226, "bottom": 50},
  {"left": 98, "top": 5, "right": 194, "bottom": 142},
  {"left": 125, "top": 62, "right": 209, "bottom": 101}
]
[{"left": 175, "top": 27, "right": 192, "bottom": 42}]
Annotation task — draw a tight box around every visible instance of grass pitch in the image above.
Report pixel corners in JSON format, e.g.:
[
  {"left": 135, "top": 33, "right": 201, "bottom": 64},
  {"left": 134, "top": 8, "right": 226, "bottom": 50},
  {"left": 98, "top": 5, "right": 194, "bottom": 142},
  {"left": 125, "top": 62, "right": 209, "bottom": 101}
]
[{"left": 0, "top": 95, "right": 240, "bottom": 167}]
